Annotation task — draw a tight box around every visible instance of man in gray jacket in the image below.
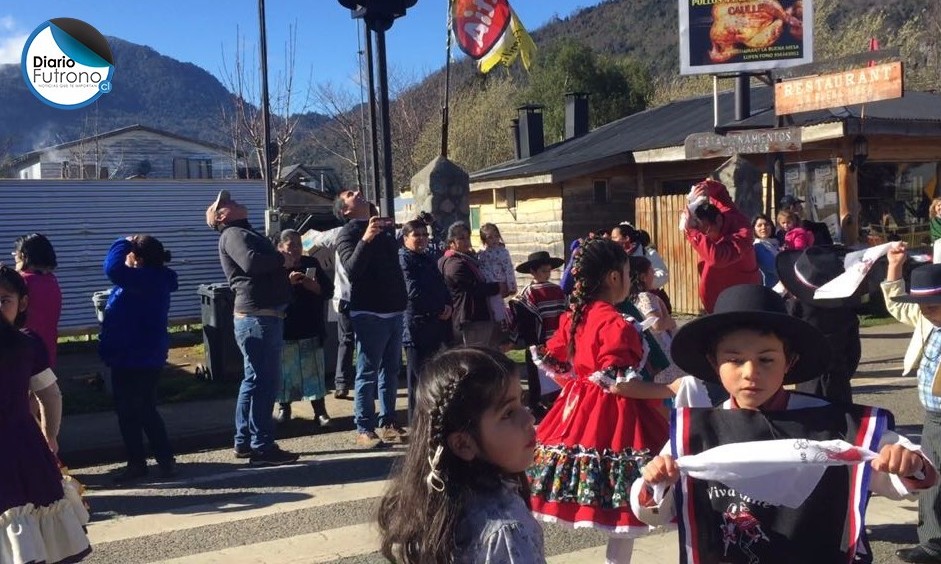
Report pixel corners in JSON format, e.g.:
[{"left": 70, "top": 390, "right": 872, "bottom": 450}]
[{"left": 206, "top": 190, "right": 299, "bottom": 466}]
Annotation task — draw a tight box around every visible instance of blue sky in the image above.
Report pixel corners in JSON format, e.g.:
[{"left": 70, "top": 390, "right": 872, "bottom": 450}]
[{"left": 1, "top": 1, "right": 592, "bottom": 111}]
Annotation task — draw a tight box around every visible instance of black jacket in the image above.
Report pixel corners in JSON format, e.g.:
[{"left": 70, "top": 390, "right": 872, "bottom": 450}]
[
  {"left": 283, "top": 256, "right": 335, "bottom": 341},
  {"left": 400, "top": 247, "right": 452, "bottom": 346},
  {"left": 336, "top": 219, "right": 407, "bottom": 314},
  {"left": 218, "top": 220, "right": 291, "bottom": 314}
]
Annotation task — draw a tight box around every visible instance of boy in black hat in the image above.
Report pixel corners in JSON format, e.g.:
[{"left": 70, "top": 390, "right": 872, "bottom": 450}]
[
  {"left": 631, "top": 284, "right": 936, "bottom": 563},
  {"left": 883, "top": 244, "right": 941, "bottom": 563},
  {"left": 511, "top": 251, "right": 566, "bottom": 415},
  {"left": 776, "top": 245, "right": 866, "bottom": 404}
]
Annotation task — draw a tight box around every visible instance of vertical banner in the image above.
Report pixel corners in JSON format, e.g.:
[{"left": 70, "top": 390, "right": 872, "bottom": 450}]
[
  {"left": 678, "top": 0, "right": 813, "bottom": 75},
  {"left": 451, "top": 0, "right": 536, "bottom": 74}
]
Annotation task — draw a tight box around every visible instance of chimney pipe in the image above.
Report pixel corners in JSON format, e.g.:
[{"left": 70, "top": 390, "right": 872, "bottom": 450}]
[
  {"left": 517, "top": 104, "right": 545, "bottom": 158},
  {"left": 510, "top": 118, "right": 521, "bottom": 160},
  {"left": 564, "top": 92, "right": 589, "bottom": 139}
]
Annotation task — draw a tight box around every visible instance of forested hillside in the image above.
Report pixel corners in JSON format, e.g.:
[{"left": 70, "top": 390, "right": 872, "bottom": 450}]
[{"left": 2, "top": 0, "right": 938, "bottom": 189}]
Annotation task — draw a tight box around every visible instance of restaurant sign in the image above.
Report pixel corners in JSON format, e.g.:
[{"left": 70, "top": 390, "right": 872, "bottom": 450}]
[
  {"left": 775, "top": 61, "right": 903, "bottom": 115},
  {"left": 684, "top": 127, "right": 802, "bottom": 160}
]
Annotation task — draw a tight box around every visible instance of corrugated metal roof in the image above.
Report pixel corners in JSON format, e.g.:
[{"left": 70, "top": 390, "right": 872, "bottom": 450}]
[
  {"left": 471, "top": 88, "right": 941, "bottom": 183},
  {"left": 0, "top": 180, "right": 266, "bottom": 332}
]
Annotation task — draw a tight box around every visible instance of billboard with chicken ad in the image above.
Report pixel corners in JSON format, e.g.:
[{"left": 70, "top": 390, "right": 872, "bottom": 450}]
[{"left": 679, "top": 0, "right": 813, "bottom": 75}]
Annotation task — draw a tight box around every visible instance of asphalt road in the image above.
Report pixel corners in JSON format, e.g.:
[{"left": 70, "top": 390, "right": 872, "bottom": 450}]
[{"left": 71, "top": 324, "right": 927, "bottom": 563}]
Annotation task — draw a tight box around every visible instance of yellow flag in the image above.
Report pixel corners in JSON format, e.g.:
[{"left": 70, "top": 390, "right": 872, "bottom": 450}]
[
  {"left": 451, "top": 0, "right": 536, "bottom": 74},
  {"left": 478, "top": 8, "right": 536, "bottom": 73}
]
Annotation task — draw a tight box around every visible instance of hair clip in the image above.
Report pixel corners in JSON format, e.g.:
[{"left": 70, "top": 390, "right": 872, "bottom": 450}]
[{"left": 426, "top": 445, "right": 445, "bottom": 492}]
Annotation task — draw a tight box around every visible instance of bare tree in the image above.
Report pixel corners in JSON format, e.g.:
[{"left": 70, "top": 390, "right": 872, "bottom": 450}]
[
  {"left": 59, "top": 104, "right": 128, "bottom": 179},
  {"left": 388, "top": 67, "right": 441, "bottom": 192},
  {"left": 311, "top": 82, "right": 366, "bottom": 189},
  {"left": 220, "top": 24, "right": 312, "bottom": 186}
]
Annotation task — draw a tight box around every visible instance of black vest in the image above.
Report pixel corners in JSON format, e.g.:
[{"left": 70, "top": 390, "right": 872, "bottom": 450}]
[{"left": 671, "top": 403, "right": 890, "bottom": 564}]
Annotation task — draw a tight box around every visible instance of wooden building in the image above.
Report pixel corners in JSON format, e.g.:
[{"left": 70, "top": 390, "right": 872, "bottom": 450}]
[
  {"left": 468, "top": 88, "right": 941, "bottom": 313},
  {"left": 13, "top": 124, "right": 239, "bottom": 180}
]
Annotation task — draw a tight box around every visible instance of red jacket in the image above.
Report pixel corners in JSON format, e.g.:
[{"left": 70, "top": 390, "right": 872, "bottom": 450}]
[{"left": 685, "top": 181, "right": 761, "bottom": 312}]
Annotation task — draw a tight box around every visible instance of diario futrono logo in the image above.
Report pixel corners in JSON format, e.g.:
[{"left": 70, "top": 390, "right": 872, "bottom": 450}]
[{"left": 21, "top": 18, "right": 114, "bottom": 109}]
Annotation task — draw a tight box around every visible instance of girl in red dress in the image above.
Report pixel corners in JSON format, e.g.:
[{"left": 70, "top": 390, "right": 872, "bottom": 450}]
[{"left": 528, "top": 237, "right": 678, "bottom": 563}]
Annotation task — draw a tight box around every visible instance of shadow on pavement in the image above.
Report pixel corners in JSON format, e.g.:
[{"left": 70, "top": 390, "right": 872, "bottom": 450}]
[
  {"left": 857, "top": 357, "right": 904, "bottom": 366},
  {"left": 86, "top": 490, "right": 312, "bottom": 521},
  {"left": 854, "top": 384, "right": 915, "bottom": 396},
  {"left": 862, "top": 333, "right": 913, "bottom": 340},
  {"left": 868, "top": 522, "right": 919, "bottom": 544},
  {"left": 855, "top": 369, "right": 909, "bottom": 379}
]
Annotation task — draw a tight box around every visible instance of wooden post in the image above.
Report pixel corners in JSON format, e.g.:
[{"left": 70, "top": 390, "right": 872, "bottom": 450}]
[{"left": 837, "top": 158, "right": 859, "bottom": 245}]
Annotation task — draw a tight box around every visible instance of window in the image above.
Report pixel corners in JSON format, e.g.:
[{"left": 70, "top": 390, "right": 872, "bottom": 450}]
[
  {"left": 61, "top": 162, "right": 96, "bottom": 179},
  {"left": 593, "top": 180, "right": 609, "bottom": 204},
  {"left": 173, "top": 157, "right": 213, "bottom": 179},
  {"left": 857, "top": 161, "right": 940, "bottom": 234},
  {"left": 470, "top": 206, "right": 481, "bottom": 231},
  {"left": 494, "top": 187, "right": 516, "bottom": 209}
]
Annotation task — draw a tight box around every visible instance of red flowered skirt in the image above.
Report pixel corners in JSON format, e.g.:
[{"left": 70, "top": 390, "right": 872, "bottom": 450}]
[{"left": 527, "top": 378, "right": 669, "bottom": 536}]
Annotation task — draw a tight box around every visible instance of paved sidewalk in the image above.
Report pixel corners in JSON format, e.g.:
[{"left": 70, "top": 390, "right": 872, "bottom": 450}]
[
  {"left": 58, "top": 386, "right": 387, "bottom": 467},
  {"left": 59, "top": 321, "right": 916, "bottom": 467}
]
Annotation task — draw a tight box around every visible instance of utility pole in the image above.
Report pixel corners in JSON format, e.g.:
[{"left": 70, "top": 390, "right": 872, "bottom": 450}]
[
  {"left": 258, "top": 0, "right": 278, "bottom": 236},
  {"left": 338, "top": 0, "right": 417, "bottom": 217}
]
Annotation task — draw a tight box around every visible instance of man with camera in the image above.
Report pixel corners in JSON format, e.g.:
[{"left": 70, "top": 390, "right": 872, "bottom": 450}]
[{"left": 333, "top": 190, "right": 408, "bottom": 448}]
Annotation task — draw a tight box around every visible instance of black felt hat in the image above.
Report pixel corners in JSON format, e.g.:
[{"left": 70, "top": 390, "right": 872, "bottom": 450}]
[
  {"left": 776, "top": 245, "right": 869, "bottom": 308},
  {"left": 892, "top": 263, "right": 941, "bottom": 304},
  {"left": 516, "top": 251, "right": 564, "bottom": 274},
  {"left": 671, "top": 284, "right": 829, "bottom": 385}
]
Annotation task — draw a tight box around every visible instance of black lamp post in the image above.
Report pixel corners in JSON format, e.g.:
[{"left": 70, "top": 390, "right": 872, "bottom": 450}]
[
  {"left": 851, "top": 135, "right": 869, "bottom": 171},
  {"left": 338, "top": 0, "right": 417, "bottom": 218}
]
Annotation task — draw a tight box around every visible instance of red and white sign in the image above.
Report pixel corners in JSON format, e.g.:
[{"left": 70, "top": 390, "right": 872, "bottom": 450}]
[{"left": 452, "top": 0, "right": 511, "bottom": 60}]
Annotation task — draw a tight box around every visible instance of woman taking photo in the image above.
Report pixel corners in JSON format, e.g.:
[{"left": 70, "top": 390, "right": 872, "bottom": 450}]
[
  {"left": 274, "top": 229, "right": 334, "bottom": 427},
  {"left": 99, "top": 235, "right": 178, "bottom": 484}
]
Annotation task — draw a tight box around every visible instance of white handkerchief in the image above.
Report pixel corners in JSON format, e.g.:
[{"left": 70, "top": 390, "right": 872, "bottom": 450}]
[
  {"left": 674, "top": 439, "right": 877, "bottom": 508},
  {"left": 813, "top": 242, "right": 895, "bottom": 300}
]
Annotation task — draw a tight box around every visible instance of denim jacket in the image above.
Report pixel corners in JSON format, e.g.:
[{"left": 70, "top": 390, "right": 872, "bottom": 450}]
[{"left": 454, "top": 482, "right": 546, "bottom": 564}]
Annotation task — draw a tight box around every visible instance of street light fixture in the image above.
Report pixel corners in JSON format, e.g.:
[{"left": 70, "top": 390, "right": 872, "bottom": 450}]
[
  {"left": 338, "top": 0, "right": 418, "bottom": 218},
  {"left": 850, "top": 135, "right": 869, "bottom": 171}
]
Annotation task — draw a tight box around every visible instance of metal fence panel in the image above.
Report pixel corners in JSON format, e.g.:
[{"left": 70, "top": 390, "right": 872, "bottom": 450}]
[{"left": 0, "top": 180, "right": 266, "bottom": 333}]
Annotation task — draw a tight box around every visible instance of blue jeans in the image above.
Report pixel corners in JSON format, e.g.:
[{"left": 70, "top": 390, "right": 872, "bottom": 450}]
[
  {"left": 233, "top": 315, "right": 283, "bottom": 452},
  {"left": 350, "top": 313, "right": 403, "bottom": 434}
]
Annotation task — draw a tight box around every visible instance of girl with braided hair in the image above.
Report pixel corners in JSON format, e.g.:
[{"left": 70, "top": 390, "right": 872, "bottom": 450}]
[
  {"left": 529, "top": 237, "right": 679, "bottom": 563},
  {"left": 378, "top": 347, "right": 544, "bottom": 563}
]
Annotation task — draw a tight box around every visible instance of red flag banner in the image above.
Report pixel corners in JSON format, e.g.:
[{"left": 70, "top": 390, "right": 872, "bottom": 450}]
[
  {"left": 452, "top": 0, "right": 511, "bottom": 59},
  {"left": 451, "top": 0, "right": 535, "bottom": 73}
]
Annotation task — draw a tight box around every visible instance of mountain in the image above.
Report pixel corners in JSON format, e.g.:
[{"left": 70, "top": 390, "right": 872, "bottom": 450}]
[
  {"left": 2, "top": 0, "right": 935, "bottom": 179},
  {"left": 0, "top": 38, "right": 285, "bottom": 154}
]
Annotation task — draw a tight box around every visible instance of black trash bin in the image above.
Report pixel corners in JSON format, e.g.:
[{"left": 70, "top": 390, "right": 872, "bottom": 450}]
[{"left": 196, "top": 283, "right": 243, "bottom": 382}]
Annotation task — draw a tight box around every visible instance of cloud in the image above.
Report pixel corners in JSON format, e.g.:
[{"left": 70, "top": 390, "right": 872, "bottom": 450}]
[
  {"left": 0, "top": 16, "right": 26, "bottom": 65},
  {"left": 0, "top": 33, "right": 27, "bottom": 64}
]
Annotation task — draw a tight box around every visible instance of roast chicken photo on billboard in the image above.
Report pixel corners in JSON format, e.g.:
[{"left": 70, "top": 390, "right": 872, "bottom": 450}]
[{"left": 679, "top": 0, "right": 813, "bottom": 75}]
